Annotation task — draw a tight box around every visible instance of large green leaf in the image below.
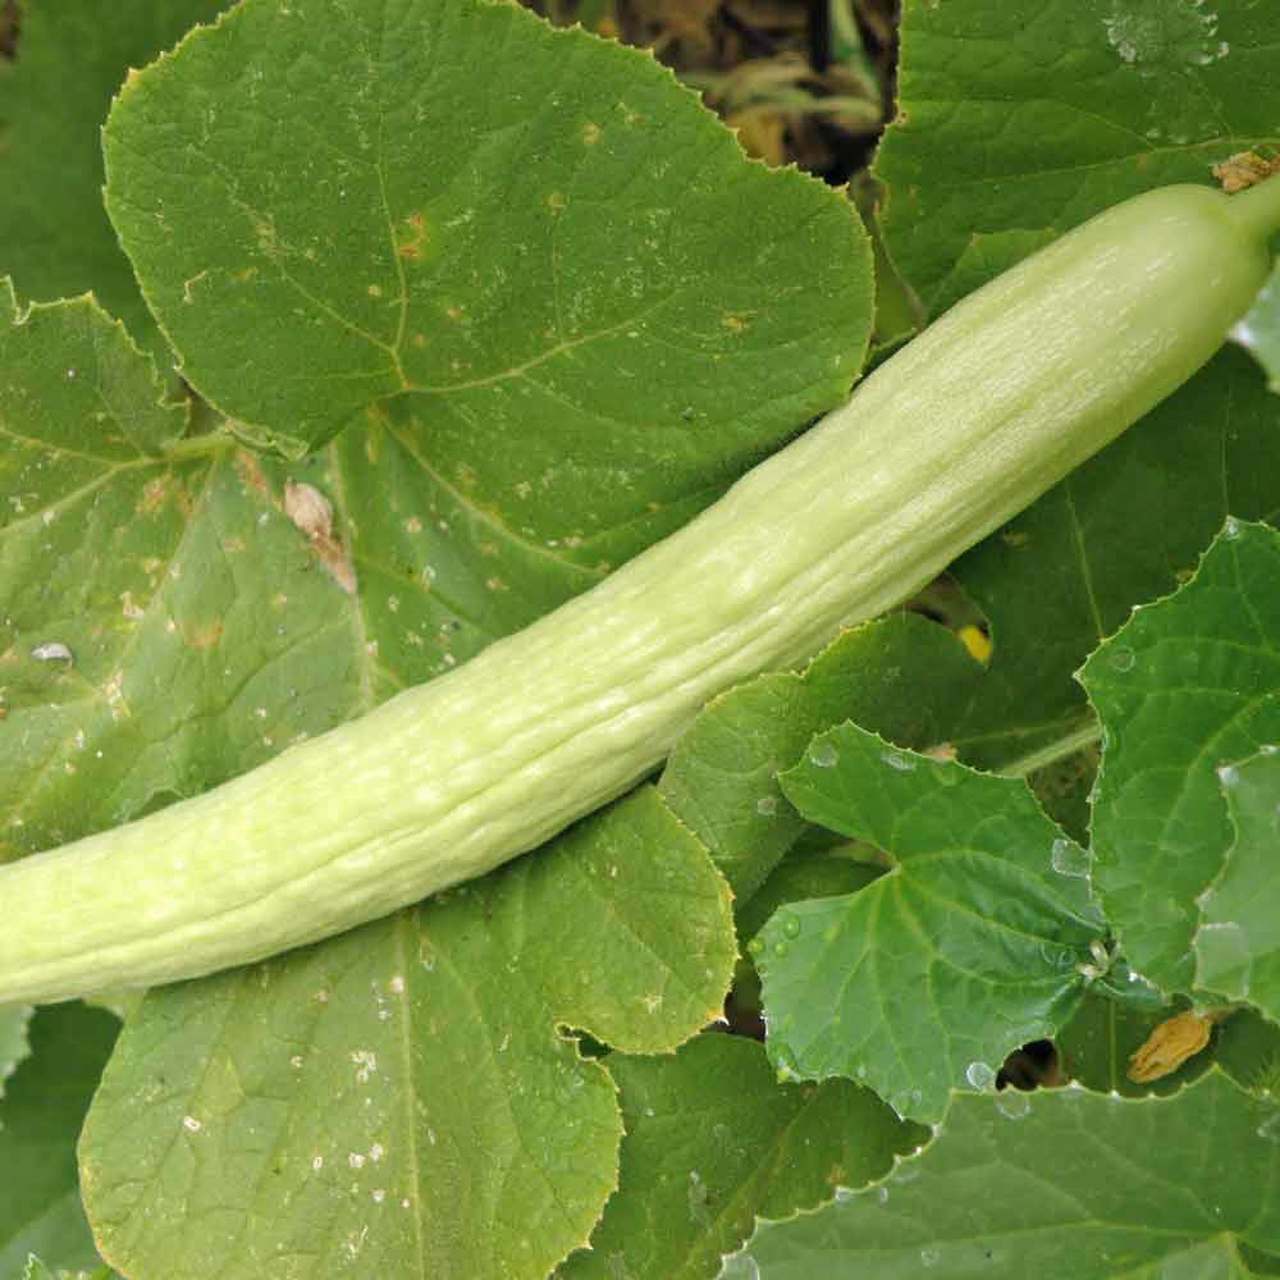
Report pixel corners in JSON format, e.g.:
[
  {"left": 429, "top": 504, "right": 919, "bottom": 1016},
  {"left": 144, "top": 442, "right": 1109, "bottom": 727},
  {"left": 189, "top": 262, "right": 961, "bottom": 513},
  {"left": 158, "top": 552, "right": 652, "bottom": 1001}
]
[
  {"left": 735, "top": 1072, "right": 1280, "bottom": 1278},
  {"left": 1197, "top": 748, "right": 1280, "bottom": 1018},
  {"left": 80, "top": 787, "right": 733, "bottom": 1280},
  {"left": 558, "top": 1034, "right": 920, "bottom": 1280},
  {"left": 1081, "top": 520, "right": 1280, "bottom": 993},
  {"left": 756, "top": 723, "right": 1104, "bottom": 1123},
  {"left": 0, "top": 1005, "right": 119, "bottom": 1278},
  {"left": 0, "top": 0, "right": 225, "bottom": 354},
  {"left": 877, "top": 0, "right": 1280, "bottom": 318},
  {"left": 104, "top": 0, "right": 871, "bottom": 456}
]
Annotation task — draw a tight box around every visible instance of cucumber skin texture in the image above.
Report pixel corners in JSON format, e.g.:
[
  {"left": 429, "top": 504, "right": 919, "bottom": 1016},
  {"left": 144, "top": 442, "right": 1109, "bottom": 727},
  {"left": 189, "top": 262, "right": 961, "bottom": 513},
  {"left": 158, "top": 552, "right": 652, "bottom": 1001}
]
[{"left": 2, "top": 183, "right": 1274, "bottom": 1004}]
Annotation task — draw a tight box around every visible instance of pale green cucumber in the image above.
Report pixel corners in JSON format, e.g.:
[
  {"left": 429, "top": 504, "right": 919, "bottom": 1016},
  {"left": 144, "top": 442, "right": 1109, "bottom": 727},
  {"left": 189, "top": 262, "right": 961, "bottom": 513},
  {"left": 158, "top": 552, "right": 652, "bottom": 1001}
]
[{"left": 5, "top": 179, "right": 1280, "bottom": 1005}]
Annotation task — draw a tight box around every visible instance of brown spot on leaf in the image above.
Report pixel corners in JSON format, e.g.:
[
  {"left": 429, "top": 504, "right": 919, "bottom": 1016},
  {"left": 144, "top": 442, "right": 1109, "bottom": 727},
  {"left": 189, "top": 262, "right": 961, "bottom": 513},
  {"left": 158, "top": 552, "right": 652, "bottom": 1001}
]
[
  {"left": 0, "top": 0, "right": 20, "bottom": 60},
  {"left": 396, "top": 211, "right": 428, "bottom": 261},
  {"left": 234, "top": 450, "right": 270, "bottom": 496},
  {"left": 137, "top": 476, "right": 171, "bottom": 515},
  {"left": 185, "top": 620, "right": 224, "bottom": 651},
  {"left": 284, "top": 480, "right": 356, "bottom": 595},
  {"left": 284, "top": 481, "right": 334, "bottom": 542}
]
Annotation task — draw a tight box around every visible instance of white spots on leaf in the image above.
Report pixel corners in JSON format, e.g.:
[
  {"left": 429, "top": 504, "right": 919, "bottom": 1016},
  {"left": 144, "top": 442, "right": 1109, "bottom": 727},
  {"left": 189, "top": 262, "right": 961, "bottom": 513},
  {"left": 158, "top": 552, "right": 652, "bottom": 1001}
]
[
  {"left": 388, "top": 974, "right": 406, "bottom": 995},
  {"left": 182, "top": 1115, "right": 203, "bottom": 1133},
  {"left": 1102, "top": 0, "right": 1227, "bottom": 68},
  {"left": 103, "top": 669, "right": 129, "bottom": 719},
  {"left": 352, "top": 1049, "right": 378, "bottom": 1084},
  {"left": 182, "top": 270, "right": 209, "bottom": 303},
  {"left": 120, "top": 591, "right": 145, "bottom": 621},
  {"left": 31, "top": 642, "right": 73, "bottom": 663},
  {"left": 344, "top": 1226, "right": 369, "bottom": 1259},
  {"left": 348, "top": 1151, "right": 366, "bottom": 1169},
  {"left": 369, "top": 1142, "right": 385, "bottom": 1162}
]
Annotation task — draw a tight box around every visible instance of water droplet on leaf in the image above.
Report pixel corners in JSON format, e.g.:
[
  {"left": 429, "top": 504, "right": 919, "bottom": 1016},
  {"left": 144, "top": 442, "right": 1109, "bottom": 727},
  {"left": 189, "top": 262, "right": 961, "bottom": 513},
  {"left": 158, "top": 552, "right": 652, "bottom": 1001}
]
[
  {"left": 995, "top": 1089, "right": 1032, "bottom": 1120},
  {"left": 1108, "top": 645, "right": 1135, "bottom": 672},
  {"left": 1051, "top": 837, "right": 1090, "bottom": 878},
  {"left": 965, "top": 1061, "right": 996, "bottom": 1091}
]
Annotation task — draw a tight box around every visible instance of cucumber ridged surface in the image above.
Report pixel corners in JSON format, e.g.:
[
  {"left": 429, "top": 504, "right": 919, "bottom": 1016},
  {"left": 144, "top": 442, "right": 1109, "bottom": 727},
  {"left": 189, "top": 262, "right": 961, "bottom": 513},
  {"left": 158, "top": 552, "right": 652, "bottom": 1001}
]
[{"left": 5, "top": 180, "right": 1280, "bottom": 1004}]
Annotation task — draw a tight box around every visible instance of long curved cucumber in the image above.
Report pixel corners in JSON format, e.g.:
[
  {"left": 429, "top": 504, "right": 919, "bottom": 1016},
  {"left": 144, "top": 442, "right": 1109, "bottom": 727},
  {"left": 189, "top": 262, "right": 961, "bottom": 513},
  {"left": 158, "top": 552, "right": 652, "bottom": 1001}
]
[{"left": 4, "top": 178, "right": 1279, "bottom": 1005}]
